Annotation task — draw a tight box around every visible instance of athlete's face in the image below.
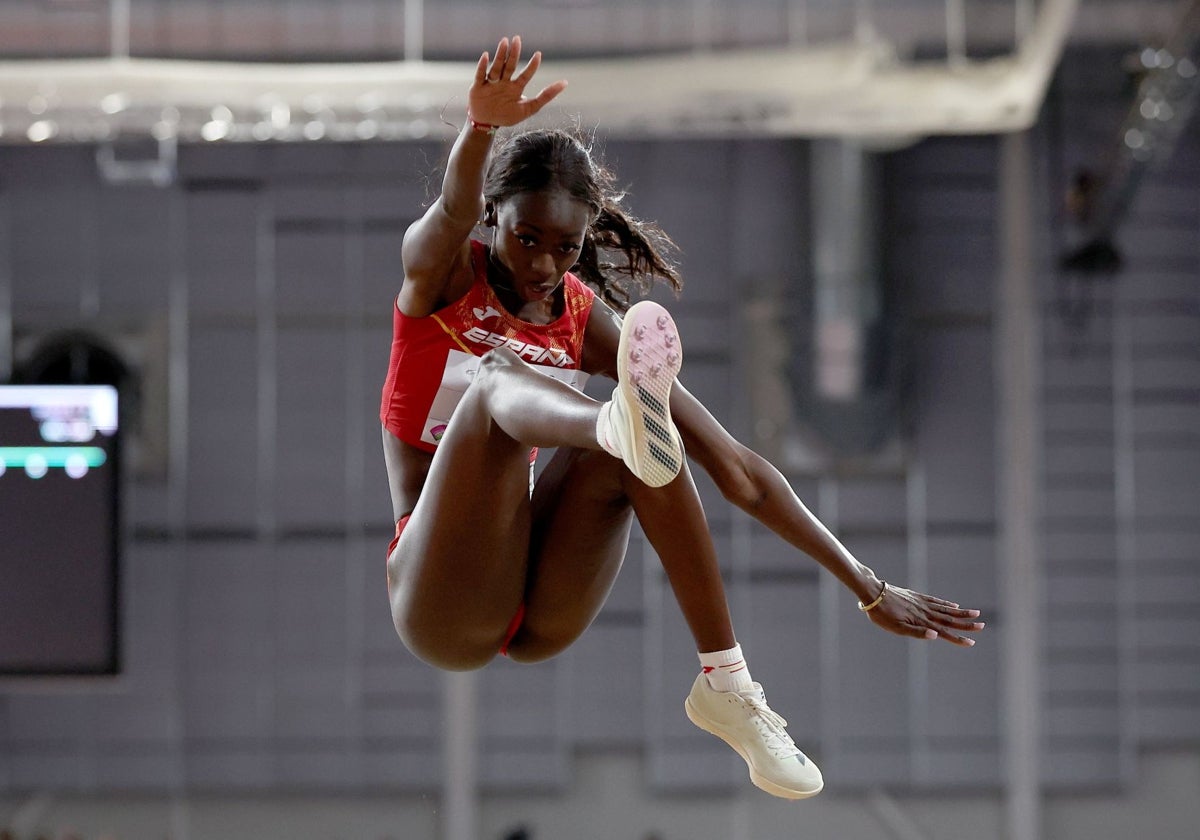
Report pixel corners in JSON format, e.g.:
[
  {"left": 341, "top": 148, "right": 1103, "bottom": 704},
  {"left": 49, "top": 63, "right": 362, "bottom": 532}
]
[{"left": 489, "top": 188, "right": 591, "bottom": 302}]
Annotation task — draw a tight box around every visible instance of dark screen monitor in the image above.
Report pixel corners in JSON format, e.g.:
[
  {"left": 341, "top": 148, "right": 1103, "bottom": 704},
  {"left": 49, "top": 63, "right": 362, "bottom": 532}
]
[{"left": 0, "top": 384, "right": 121, "bottom": 676}]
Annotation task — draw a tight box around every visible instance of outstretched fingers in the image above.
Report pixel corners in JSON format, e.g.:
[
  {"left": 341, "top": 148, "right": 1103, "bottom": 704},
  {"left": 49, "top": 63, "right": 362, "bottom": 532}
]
[
  {"left": 469, "top": 37, "right": 567, "bottom": 126},
  {"left": 513, "top": 50, "right": 567, "bottom": 116},
  {"left": 474, "top": 36, "right": 515, "bottom": 86},
  {"left": 474, "top": 50, "right": 489, "bottom": 85},
  {"left": 920, "top": 594, "right": 985, "bottom": 646},
  {"left": 500, "top": 35, "right": 521, "bottom": 80},
  {"left": 928, "top": 600, "right": 981, "bottom": 621},
  {"left": 525, "top": 79, "right": 569, "bottom": 114},
  {"left": 491, "top": 36, "right": 511, "bottom": 80},
  {"left": 923, "top": 594, "right": 965, "bottom": 609},
  {"left": 512, "top": 48, "right": 542, "bottom": 88},
  {"left": 872, "top": 585, "right": 985, "bottom": 647}
]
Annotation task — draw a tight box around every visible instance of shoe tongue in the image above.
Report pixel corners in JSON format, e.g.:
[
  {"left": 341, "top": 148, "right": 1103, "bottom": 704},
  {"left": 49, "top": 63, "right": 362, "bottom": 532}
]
[{"left": 738, "top": 682, "right": 766, "bottom": 702}]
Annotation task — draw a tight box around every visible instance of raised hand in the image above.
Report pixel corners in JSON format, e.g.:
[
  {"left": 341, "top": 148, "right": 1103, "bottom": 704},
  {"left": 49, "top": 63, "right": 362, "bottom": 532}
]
[
  {"left": 468, "top": 36, "right": 568, "bottom": 128},
  {"left": 863, "top": 583, "right": 985, "bottom": 647}
]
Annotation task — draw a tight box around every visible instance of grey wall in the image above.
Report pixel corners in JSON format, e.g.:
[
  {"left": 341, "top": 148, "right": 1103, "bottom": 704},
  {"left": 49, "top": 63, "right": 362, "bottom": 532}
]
[
  {"left": 1038, "top": 47, "right": 1200, "bottom": 777},
  {"left": 0, "top": 46, "right": 1197, "bottom": 810}
]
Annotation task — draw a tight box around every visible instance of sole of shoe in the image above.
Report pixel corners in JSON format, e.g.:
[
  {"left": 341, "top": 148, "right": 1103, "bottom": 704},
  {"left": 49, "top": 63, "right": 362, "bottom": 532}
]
[
  {"left": 684, "top": 696, "right": 825, "bottom": 800},
  {"left": 614, "top": 300, "right": 684, "bottom": 488}
]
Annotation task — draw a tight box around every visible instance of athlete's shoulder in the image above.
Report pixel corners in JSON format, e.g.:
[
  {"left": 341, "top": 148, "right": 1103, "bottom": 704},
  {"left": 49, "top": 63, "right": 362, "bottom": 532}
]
[
  {"left": 562, "top": 269, "right": 597, "bottom": 300},
  {"left": 397, "top": 239, "right": 489, "bottom": 320}
]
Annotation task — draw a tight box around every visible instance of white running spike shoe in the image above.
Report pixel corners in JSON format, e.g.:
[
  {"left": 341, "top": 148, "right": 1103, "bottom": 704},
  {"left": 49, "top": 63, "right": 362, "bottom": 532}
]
[
  {"left": 597, "top": 300, "right": 684, "bottom": 488},
  {"left": 685, "top": 673, "right": 825, "bottom": 800}
]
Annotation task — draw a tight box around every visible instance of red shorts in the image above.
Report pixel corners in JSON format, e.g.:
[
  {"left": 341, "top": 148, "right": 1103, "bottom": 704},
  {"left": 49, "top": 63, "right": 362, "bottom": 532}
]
[
  {"left": 387, "top": 513, "right": 411, "bottom": 558},
  {"left": 386, "top": 513, "right": 525, "bottom": 657}
]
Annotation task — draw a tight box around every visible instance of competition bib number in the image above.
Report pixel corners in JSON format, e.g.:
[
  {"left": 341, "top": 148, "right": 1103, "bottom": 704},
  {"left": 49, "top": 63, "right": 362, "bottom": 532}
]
[{"left": 420, "top": 349, "right": 590, "bottom": 448}]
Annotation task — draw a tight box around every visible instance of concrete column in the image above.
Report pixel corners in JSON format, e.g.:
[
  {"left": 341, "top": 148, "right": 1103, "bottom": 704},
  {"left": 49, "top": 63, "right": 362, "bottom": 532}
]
[
  {"left": 996, "top": 130, "right": 1043, "bottom": 840},
  {"left": 109, "top": 0, "right": 131, "bottom": 59},
  {"left": 443, "top": 670, "right": 479, "bottom": 840},
  {"left": 165, "top": 185, "right": 191, "bottom": 833},
  {"left": 404, "top": 0, "right": 424, "bottom": 62},
  {"left": 255, "top": 191, "right": 278, "bottom": 541}
]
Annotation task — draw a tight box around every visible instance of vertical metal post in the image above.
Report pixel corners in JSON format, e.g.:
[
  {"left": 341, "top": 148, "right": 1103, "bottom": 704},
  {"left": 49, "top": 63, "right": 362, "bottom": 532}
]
[
  {"left": 817, "top": 477, "right": 842, "bottom": 769},
  {"left": 110, "top": 0, "right": 131, "bottom": 60},
  {"left": 255, "top": 192, "right": 278, "bottom": 541},
  {"left": 946, "top": 0, "right": 967, "bottom": 67},
  {"left": 254, "top": 188, "right": 281, "bottom": 785},
  {"left": 996, "top": 130, "right": 1042, "bottom": 840},
  {"left": 693, "top": 0, "right": 717, "bottom": 52},
  {"left": 166, "top": 189, "right": 190, "bottom": 530},
  {"left": 405, "top": 0, "right": 424, "bottom": 62},
  {"left": 165, "top": 190, "right": 189, "bottom": 528},
  {"left": 81, "top": 185, "right": 101, "bottom": 321},
  {"left": 1015, "top": 0, "right": 1036, "bottom": 45},
  {"left": 906, "top": 465, "right": 931, "bottom": 784},
  {"left": 165, "top": 183, "right": 191, "bottom": 832},
  {"left": 169, "top": 795, "right": 190, "bottom": 840},
  {"left": 343, "top": 184, "right": 367, "bottom": 744},
  {"left": 442, "top": 670, "right": 479, "bottom": 840},
  {"left": 728, "top": 146, "right": 755, "bottom": 840},
  {"left": 1111, "top": 290, "right": 1139, "bottom": 785},
  {"left": 642, "top": 538, "right": 666, "bottom": 792},
  {"left": 787, "top": 0, "right": 809, "bottom": 46},
  {"left": 854, "top": 0, "right": 876, "bottom": 44},
  {"left": 868, "top": 789, "right": 936, "bottom": 840}
]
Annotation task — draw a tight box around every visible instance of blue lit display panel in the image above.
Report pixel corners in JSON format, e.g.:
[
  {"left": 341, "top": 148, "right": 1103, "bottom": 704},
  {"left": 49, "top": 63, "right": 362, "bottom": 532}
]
[{"left": 0, "top": 385, "right": 120, "bottom": 676}]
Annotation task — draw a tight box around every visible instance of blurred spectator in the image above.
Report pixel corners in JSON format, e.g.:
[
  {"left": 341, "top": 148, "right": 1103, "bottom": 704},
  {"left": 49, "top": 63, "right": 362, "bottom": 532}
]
[{"left": 1064, "top": 168, "right": 1097, "bottom": 225}]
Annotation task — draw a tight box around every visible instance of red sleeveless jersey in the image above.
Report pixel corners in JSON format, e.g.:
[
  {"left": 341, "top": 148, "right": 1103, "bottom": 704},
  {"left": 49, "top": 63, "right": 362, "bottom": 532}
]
[{"left": 380, "top": 239, "right": 596, "bottom": 452}]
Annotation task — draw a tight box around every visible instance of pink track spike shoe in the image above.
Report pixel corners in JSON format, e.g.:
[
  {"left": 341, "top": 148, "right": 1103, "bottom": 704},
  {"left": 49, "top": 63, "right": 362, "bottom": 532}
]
[{"left": 596, "top": 300, "right": 684, "bottom": 488}]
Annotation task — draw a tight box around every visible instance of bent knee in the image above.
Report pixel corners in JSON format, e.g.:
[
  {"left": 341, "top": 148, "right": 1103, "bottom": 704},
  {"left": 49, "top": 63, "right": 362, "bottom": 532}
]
[
  {"left": 502, "top": 624, "right": 580, "bottom": 665},
  {"left": 476, "top": 346, "right": 523, "bottom": 380},
  {"left": 456, "top": 347, "right": 524, "bottom": 413},
  {"left": 389, "top": 595, "right": 504, "bottom": 671},
  {"left": 393, "top": 617, "right": 498, "bottom": 671}
]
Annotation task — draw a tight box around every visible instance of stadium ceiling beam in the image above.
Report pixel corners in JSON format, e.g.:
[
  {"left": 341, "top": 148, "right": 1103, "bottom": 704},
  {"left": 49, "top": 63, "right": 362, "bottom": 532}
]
[{"left": 0, "top": 0, "right": 1078, "bottom": 145}]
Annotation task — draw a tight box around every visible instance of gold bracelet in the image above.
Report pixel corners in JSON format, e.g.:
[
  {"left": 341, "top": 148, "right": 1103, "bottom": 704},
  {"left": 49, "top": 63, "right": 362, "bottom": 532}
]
[{"left": 857, "top": 581, "right": 888, "bottom": 612}]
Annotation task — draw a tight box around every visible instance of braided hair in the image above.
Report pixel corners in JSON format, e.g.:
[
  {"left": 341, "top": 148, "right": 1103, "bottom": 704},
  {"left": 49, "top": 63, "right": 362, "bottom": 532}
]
[{"left": 482, "top": 128, "right": 681, "bottom": 311}]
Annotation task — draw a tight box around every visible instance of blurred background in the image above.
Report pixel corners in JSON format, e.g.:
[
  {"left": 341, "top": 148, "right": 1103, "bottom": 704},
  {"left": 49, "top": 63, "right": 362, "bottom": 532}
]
[{"left": 0, "top": 1, "right": 1197, "bottom": 839}]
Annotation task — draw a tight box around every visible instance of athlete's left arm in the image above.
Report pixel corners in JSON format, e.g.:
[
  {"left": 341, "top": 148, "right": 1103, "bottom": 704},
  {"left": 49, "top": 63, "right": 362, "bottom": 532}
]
[
  {"left": 671, "top": 385, "right": 984, "bottom": 647},
  {"left": 579, "top": 301, "right": 983, "bottom": 645}
]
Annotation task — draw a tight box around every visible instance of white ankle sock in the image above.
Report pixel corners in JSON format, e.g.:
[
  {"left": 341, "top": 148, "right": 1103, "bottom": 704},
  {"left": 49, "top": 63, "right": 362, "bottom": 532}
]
[
  {"left": 698, "top": 643, "right": 753, "bottom": 693},
  {"left": 595, "top": 399, "right": 620, "bottom": 457}
]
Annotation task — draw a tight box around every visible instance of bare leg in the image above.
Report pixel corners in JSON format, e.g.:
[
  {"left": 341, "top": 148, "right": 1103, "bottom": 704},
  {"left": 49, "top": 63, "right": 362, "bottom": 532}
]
[
  {"left": 388, "top": 347, "right": 621, "bottom": 669},
  {"left": 387, "top": 346, "right": 738, "bottom": 669},
  {"left": 624, "top": 463, "right": 737, "bottom": 654},
  {"left": 504, "top": 445, "right": 635, "bottom": 662},
  {"left": 506, "top": 448, "right": 736, "bottom": 662}
]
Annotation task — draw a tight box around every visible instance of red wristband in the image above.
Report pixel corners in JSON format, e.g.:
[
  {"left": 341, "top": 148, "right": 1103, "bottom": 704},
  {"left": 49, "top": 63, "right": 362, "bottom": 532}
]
[{"left": 468, "top": 115, "right": 498, "bottom": 135}]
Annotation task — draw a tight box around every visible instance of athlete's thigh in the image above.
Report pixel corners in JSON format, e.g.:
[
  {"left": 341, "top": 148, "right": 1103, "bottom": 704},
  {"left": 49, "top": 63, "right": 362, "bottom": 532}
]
[
  {"left": 389, "top": 385, "right": 534, "bottom": 641},
  {"left": 507, "top": 446, "right": 635, "bottom": 658}
]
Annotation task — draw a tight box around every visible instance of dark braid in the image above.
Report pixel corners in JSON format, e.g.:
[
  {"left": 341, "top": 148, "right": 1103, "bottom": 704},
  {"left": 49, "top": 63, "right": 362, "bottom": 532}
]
[{"left": 483, "top": 128, "right": 681, "bottom": 311}]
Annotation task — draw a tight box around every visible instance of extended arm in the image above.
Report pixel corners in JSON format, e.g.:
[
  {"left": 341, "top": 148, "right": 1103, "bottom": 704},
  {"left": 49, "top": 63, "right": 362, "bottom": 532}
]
[
  {"left": 577, "top": 264, "right": 982, "bottom": 647},
  {"left": 399, "top": 36, "right": 566, "bottom": 316},
  {"left": 671, "top": 383, "right": 983, "bottom": 646}
]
